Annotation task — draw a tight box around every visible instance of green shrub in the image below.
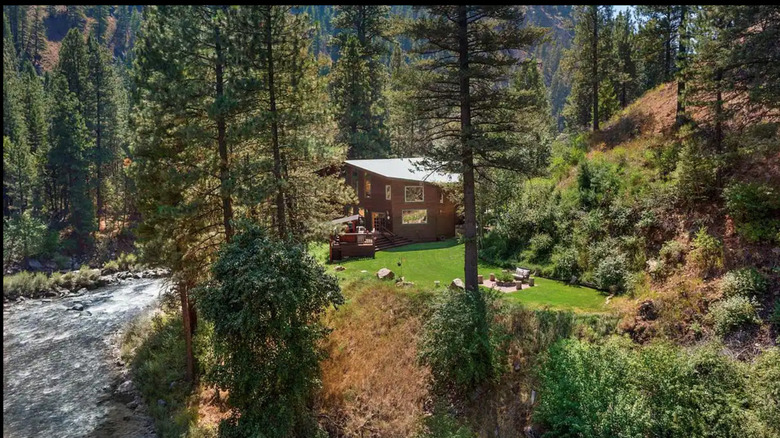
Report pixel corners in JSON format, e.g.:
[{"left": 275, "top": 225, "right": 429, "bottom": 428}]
[
  {"left": 749, "top": 348, "right": 780, "bottom": 436},
  {"left": 646, "top": 258, "right": 667, "bottom": 281},
  {"left": 53, "top": 253, "right": 71, "bottom": 270},
  {"left": 524, "top": 233, "right": 554, "bottom": 263},
  {"left": 197, "top": 224, "right": 343, "bottom": 436},
  {"left": 536, "top": 338, "right": 767, "bottom": 437},
  {"left": 769, "top": 301, "right": 780, "bottom": 328},
  {"left": 3, "top": 271, "right": 54, "bottom": 298},
  {"left": 674, "top": 132, "right": 718, "bottom": 204},
  {"left": 720, "top": 268, "right": 768, "bottom": 298},
  {"left": 551, "top": 245, "right": 580, "bottom": 282},
  {"left": 496, "top": 272, "right": 514, "bottom": 283},
  {"left": 659, "top": 239, "right": 685, "bottom": 265},
  {"left": 534, "top": 337, "right": 651, "bottom": 437},
  {"left": 724, "top": 182, "right": 780, "bottom": 243},
  {"left": 103, "top": 260, "right": 120, "bottom": 273},
  {"left": 419, "top": 288, "right": 506, "bottom": 396},
  {"left": 710, "top": 295, "right": 762, "bottom": 335},
  {"left": 593, "top": 253, "right": 629, "bottom": 293},
  {"left": 118, "top": 252, "right": 138, "bottom": 271},
  {"left": 689, "top": 228, "right": 723, "bottom": 277},
  {"left": 418, "top": 403, "right": 476, "bottom": 438}
]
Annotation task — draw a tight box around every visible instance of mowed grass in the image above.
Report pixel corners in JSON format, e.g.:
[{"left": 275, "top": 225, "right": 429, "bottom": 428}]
[{"left": 324, "top": 239, "right": 609, "bottom": 313}]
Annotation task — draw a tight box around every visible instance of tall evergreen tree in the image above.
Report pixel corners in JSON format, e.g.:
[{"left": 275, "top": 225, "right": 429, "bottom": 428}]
[
  {"left": 405, "top": 6, "right": 545, "bottom": 292},
  {"left": 48, "top": 74, "right": 95, "bottom": 248},
  {"left": 332, "top": 6, "right": 391, "bottom": 158},
  {"left": 562, "top": 5, "right": 614, "bottom": 131},
  {"left": 58, "top": 28, "right": 90, "bottom": 114},
  {"left": 613, "top": 10, "right": 638, "bottom": 109}
]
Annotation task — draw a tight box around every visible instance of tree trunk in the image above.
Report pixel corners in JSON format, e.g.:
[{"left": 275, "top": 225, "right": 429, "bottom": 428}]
[
  {"left": 96, "top": 58, "right": 103, "bottom": 231},
  {"left": 180, "top": 282, "right": 195, "bottom": 383},
  {"left": 592, "top": 6, "right": 599, "bottom": 131},
  {"left": 715, "top": 68, "right": 723, "bottom": 151},
  {"left": 457, "top": 6, "right": 478, "bottom": 292},
  {"left": 675, "top": 4, "right": 687, "bottom": 126},
  {"left": 214, "top": 15, "right": 233, "bottom": 243},
  {"left": 266, "top": 7, "right": 286, "bottom": 238}
]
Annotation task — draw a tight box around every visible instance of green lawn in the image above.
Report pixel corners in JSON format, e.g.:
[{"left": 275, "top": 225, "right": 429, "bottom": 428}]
[{"left": 325, "top": 239, "right": 609, "bottom": 313}]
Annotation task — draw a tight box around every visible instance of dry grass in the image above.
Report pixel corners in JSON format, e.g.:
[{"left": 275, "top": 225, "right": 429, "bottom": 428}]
[{"left": 317, "top": 280, "right": 432, "bottom": 437}]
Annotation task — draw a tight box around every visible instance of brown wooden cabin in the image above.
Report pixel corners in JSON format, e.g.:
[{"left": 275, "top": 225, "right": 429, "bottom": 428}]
[{"left": 329, "top": 158, "right": 459, "bottom": 262}]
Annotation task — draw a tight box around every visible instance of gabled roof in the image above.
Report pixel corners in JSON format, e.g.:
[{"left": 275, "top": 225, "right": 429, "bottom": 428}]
[{"left": 345, "top": 158, "right": 459, "bottom": 183}]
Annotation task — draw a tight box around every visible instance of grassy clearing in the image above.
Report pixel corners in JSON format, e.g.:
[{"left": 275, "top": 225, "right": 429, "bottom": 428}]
[
  {"left": 120, "top": 310, "right": 217, "bottom": 438},
  {"left": 3, "top": 265, "right": 101, "bottom": 299},
  {"left": 325, "top": 239, "right": 610, "bottom": 313}
]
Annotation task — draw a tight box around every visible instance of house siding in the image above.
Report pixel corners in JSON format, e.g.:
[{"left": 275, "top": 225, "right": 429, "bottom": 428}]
[{"left": 344, "top": 163, "right": 456, "bottom": 242}]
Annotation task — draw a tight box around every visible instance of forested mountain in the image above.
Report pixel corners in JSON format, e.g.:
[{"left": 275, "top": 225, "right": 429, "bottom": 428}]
[{"left": 3, "top": 6, "right": 779, "bottom": 438}]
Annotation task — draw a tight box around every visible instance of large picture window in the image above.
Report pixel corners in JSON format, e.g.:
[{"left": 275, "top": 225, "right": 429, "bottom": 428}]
[
  {"left": 402, "top": 209, "right": 427, "bottom": 224},
  {"left": 404, "top": 186, "right": 424, "bottom": 203}
]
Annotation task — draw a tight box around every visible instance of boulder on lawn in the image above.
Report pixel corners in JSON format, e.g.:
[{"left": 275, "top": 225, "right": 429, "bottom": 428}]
[
  {"left": 450, "top": 278, "right": 465, "bottom": 290},
  {"left": 376, "top": 268, "right": 394, "bottom": 280},
  {"left": 334, "top": 265, "right": 346, "bottom": 272}
]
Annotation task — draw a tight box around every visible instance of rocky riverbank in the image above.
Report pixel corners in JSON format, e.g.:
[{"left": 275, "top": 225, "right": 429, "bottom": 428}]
[{"left": 3, "top": 267, "right": 170, "bottom": 303}]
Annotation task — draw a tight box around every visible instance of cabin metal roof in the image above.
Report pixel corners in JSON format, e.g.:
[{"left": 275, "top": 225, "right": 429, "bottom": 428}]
[{"left": 344, "top": 158, "right": 459, "bottom": 183}]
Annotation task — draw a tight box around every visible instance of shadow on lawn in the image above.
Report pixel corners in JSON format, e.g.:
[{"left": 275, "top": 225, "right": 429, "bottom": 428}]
[{"left": 383, "top": 239, "right": 461, "bottom": 252}]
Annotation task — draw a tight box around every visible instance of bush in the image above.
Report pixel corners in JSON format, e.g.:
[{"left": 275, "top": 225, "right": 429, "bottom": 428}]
[
  {"left": 659, "top": 239, "right": 685, "bottom": 266},
  {"left": 689, "top": 228, "right": 723, "bottom": 277},
  {"left": 536, "top": 338, "right": 768, "bottom": 437},
  {"left": 551, "top": 245, "right": 580, "bottom": 282},
  {"left": 53, "top": 253, "right": 71, "bottom": 270},
  {"left": 496, "top": 272, "right": 514, "bottom": 283},
  {"left": 3, "top": 271, "right": 54, "bottom": 298},
  {"left": 749, "top": 348, "right": 780, "bottom": 436},
  {"left": 720, "top": 268, "right": 767, "bottom": 299},
  {"left": 534, "top": 337, "right": 650, "bottom": 437},
  {"left": 103, "top": 260, "right": 120, "bottom": 274},
  {"left": 593, "top": 253, "right": 629, "bottom": 293},
  {"left": 523, "top": 233, "right": 554, "bottom": 263},
  {"left": 197, "top": 224, "right": 343, "bottom": 437},
  {"left": 723, "top": 182, "right": 780, "bottom": 243},
  {"left": 710, "top": 295, "right": 762, "bottom": 335},
  {"left": 418, "top": 288, "right": 506, "bottom": 396}
]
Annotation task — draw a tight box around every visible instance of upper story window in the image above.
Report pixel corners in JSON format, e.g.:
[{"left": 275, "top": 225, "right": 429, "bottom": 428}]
[
  {"left": 385, "top": 185, "right": 391, "bottom": 200},
  {"left": 405, "top": 186, "right": 424, "bottom": 203},
  {"left": 440, "top": 190, "right": 444, "bottom": 203},
  {"left": 364, "top": 173, "right": 372, "bottom": 198}
]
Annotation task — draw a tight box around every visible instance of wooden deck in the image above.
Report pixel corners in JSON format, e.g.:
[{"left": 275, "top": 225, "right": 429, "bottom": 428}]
[{"left": 330, "top": 233, "right": 375, "bottom": 261}]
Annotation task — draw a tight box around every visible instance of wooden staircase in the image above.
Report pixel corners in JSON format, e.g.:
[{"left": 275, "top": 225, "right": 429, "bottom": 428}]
[{"left": 374, "top": 228, "right": 414, "bottom": 251}]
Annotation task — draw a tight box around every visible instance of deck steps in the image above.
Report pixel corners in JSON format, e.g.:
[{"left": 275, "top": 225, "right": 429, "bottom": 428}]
[{"left": 374, "top": 234, "right": 414, "bottom": 251}]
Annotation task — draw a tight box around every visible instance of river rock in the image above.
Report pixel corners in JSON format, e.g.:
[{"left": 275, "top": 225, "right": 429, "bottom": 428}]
[
  {"left": 376, "top": 268, "right": 394, "bottom": 280},
  {"left": 71, "top": 303, "right": 84, "bottom": 311},
  {"left": 27, "top": 259, "right": 44, "bottom": 271},
  {"left": 127, "top": 399, "right": 140, "bottom": 410},
  {"left": 157, "top": 399, "right": 166, "bottom": 407},
  {"left": 117, "top": 380, "right": 134, "bottom": 393},
  {"left": 450, "top": 278, "right": 465, "bottom": 290}
]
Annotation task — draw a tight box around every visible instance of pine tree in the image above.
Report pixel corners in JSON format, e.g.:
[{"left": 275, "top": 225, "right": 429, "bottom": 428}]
[
  {"left": 86, "top": 34, "right": 119, "bottom": 228},
  {"left": 331, "top": 35, "right": 374, "bottom": 158},
  {"left": 405, "top": 6, "right": 545, "bottom": 291},
  {"left": 332, "top": 6, "right": 391, "bottom": 158},
  {"left": 562, "top": 5, "right": 614, "bottom": 131},
  {"left": 48, "top": 74, "right": 95, "bottom": 248},
  {"left": 92, "top": 5, "right": 110, "bottom": 46},
  {"left": 613, "top": 10, "right": 638, "bottom": 109},
  {"left": 58, "top": 28, "right": 90, "bottom": 114},
  {"left": 635, "top": 5, "right": 685, "bottom": 94},
  {"left": 27, "top": 6, "right": 46, "bottom": 64}
]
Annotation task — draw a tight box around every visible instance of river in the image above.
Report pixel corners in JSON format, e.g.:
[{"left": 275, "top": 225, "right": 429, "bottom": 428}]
[{"left": 3, "top": 278, "right": 167, "bottom": 438}]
